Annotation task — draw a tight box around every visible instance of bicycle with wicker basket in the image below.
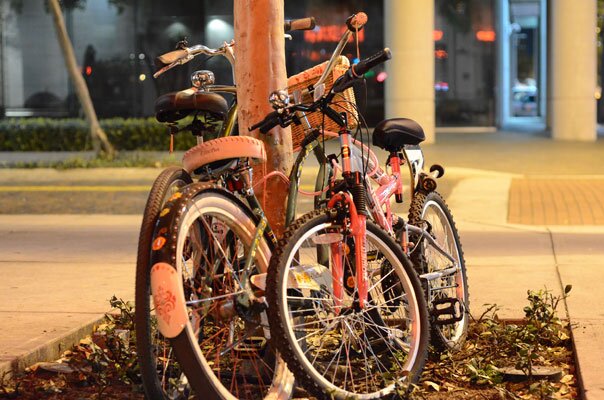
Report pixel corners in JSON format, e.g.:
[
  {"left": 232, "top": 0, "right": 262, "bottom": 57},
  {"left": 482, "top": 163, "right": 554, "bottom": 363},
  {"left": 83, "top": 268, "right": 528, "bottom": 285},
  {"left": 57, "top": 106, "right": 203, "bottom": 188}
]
[
  {"left": 136, "top": 16, "right": 369, "bottom": 400},
  {"left": 249, "top": 11, "right": 469, "bottom": 400}
]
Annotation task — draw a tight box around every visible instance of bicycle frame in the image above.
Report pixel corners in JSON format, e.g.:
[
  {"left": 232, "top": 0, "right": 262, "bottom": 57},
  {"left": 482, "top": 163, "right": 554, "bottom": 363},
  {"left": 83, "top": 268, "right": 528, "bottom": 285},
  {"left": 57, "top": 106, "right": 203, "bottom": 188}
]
[{"left": 326, "top": 132, "right": 459, "bottom": 276}]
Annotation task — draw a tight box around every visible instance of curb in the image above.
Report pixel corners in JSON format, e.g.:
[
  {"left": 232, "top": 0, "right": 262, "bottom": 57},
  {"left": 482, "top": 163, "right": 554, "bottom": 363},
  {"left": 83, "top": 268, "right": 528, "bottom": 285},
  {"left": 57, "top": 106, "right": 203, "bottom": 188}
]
[{"left": 0, "top": 314, "right": 106, "bottom": 379}]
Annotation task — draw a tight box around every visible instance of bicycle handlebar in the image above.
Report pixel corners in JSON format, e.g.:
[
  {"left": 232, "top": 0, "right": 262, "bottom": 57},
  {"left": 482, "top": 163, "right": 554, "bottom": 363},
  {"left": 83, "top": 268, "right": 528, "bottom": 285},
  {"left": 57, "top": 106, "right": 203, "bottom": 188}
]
[
  {"left": 249, "top": 111, "right": 282, "bottom": 134},
  {"left": 155, "top": 49, "right": 189, "bottom": 67},
  {"left": 250, "top": 47, "right": 392, "bottom": 134},
  {"left": 331, "top": 48, "right": 391, "bottom": 93},
  {"left": 352, "top": 48, "right": 391, "bottom": 77},
  {"left": 154, "top": 17, "right": 317, "bottom": 79},
  {"left": 346, "top": 12, "right": 367, "bottom": 32},
  {"left": 153, "top": 43, "right": 234, "bottom": 78},
  {"left": 285, "top": 17, "right": 316, "bottom": 32}
]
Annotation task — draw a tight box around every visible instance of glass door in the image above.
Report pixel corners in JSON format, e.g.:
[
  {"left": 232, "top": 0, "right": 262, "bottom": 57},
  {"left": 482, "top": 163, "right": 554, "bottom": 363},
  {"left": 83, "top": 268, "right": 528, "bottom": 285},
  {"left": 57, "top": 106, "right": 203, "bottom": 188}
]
[{"left": 499, "top": 0, "right": 546, "bottom": 129}]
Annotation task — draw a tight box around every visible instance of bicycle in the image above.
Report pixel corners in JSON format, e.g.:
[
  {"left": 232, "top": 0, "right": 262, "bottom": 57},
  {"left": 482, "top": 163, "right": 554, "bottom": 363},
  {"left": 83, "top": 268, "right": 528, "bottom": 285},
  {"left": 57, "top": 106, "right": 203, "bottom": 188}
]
[
  {"left": 136, "top": 17, "right": 350, "bottom": 400},
  {"left": 135, "top": 40, "right": 238, "bottom": 400},
  {"left": 253, "top": 27, "right": 469, "bottom": 356},
  {"left": 243, "top": 17, "right": 427, "bottom": 400},
  {"left": 250, "top": 12, "right": 467, "bottom": 398}
]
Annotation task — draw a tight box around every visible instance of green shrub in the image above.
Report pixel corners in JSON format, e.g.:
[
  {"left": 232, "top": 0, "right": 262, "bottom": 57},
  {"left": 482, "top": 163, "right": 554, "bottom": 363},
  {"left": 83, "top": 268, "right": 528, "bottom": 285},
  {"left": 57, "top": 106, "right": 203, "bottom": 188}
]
[{"left": 0, "top": 117, "right": 199, "bottom": 151}]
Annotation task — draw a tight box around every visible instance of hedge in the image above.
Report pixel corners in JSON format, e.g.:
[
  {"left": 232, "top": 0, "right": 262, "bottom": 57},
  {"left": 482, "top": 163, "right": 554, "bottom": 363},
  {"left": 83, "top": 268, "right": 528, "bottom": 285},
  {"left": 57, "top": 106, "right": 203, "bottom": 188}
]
[{"left": 0, "top": 117, "right": 200, "bottom": 151}]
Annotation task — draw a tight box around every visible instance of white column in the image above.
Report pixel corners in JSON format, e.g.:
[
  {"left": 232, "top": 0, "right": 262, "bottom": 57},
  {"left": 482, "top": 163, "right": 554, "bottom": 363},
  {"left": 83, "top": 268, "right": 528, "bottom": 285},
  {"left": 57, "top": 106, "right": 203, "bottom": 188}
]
[
  {"left": 550, "top": 0, "right": 597, "bottom": 141},
  {"left": 384, "top": 0, "right": 435, "bottom": 143}
]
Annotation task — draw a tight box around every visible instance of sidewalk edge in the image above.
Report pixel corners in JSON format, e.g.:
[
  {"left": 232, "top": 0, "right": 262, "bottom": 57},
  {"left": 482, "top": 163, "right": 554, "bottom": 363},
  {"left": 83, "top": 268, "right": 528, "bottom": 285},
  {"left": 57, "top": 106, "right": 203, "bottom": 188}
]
[{"left": 0, "top": 314, "right": 106, "bottom": 379}]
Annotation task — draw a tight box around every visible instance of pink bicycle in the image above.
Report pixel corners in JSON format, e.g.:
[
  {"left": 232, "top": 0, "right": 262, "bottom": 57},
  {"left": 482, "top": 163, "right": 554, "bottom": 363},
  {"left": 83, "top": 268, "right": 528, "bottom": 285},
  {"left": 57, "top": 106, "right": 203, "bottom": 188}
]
[{"left": 253, "top": 12, "right": 468, "bottom": 399}]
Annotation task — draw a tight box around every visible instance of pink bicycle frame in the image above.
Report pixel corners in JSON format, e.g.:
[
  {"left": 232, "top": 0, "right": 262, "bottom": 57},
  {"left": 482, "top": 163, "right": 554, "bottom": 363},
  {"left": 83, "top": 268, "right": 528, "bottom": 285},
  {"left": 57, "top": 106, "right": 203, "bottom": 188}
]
[{"left": 325, "top": 130, "right": 412, "bottom": 256}]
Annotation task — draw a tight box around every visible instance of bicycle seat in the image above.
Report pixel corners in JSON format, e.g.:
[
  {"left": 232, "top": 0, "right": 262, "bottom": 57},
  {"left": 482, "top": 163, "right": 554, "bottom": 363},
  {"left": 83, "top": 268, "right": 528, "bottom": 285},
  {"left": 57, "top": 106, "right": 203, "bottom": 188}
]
[
  {"left": 372, "top": 118, "right": 425, "bottom": 152},
  {"left": 182, "top": 136, "right": 267, "bottom": 173},
  {"left": 155, "top": 88, "right": 228, "bottom": 123}
]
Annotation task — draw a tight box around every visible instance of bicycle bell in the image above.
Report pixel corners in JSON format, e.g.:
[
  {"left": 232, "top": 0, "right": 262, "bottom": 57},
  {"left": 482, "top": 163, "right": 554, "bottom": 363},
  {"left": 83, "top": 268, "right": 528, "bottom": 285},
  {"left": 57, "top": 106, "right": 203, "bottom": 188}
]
[
  {"left": 191, "top": 70, "right": 215, "bottom": 90},
  {"left": 269, "top": 90, "right": 290, "bottom": 111}
]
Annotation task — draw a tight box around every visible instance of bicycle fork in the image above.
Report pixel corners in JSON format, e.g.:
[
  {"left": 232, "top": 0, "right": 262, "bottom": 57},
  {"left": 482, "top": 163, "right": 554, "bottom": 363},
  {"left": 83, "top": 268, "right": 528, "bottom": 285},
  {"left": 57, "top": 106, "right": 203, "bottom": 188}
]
[{"left": 328, "top": 125, "right": 370, "bottom": 311}]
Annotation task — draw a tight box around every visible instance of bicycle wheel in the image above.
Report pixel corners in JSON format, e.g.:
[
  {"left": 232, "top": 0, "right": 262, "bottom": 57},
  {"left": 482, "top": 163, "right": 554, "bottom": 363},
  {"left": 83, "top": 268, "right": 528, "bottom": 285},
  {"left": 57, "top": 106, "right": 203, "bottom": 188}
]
[
  {"left": 408, "top": 191, "right": 469, "bottom": 352},
  {"left": 150, "top": 183, "right": 294, "bottom": 400},
  {"left": 135, "top": 167, "right": 193, "bottom": 400},
  {"left": 267, "top": 210, "right": 429, "bottom": 400}
]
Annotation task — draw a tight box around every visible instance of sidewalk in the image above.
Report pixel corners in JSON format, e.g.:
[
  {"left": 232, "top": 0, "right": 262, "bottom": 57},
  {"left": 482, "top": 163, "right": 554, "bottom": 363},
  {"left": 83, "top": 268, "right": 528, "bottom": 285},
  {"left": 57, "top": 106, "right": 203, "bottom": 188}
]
[{"left": 0, "top": 130, "right": 603, "bottom": 399}]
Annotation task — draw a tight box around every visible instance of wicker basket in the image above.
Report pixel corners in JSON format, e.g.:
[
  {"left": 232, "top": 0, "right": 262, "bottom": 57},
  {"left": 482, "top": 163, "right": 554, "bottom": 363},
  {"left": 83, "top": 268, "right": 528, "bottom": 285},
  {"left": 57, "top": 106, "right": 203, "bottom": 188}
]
[{"left": 287, "top": 56, "right": 358, "bottom": 151}]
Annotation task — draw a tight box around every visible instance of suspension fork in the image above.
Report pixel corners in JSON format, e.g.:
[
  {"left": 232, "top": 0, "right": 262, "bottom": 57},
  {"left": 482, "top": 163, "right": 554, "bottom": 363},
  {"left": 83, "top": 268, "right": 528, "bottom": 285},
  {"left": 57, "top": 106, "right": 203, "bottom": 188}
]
[
  {"left": 327, "top": 191, "right": 368, "bottom": 310},
  {"left": 329, "top": 124, "right": 369, "bottom": 309}
]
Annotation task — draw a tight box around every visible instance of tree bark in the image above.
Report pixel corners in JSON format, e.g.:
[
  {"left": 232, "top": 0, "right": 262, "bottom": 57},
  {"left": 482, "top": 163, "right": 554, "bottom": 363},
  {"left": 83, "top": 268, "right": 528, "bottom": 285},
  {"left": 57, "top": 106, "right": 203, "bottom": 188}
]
[
  {"left": 234, "top": 0, "right": 293, "bottom": 237},
  {"left": 48, "top": 0, "right": 115, "bottom": 157}
]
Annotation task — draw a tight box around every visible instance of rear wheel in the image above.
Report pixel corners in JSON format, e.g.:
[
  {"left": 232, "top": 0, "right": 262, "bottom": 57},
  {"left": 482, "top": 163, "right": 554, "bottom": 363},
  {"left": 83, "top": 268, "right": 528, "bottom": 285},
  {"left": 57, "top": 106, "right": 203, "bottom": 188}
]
[
  {"left": 135, "top": 167, "right": 193, "bottom": 400},
  {"left": 267, "top": 210, "right": 429, "bottom": 399},
  {"left": 408, "top": 191, "right": 469, "bottom": 352}
]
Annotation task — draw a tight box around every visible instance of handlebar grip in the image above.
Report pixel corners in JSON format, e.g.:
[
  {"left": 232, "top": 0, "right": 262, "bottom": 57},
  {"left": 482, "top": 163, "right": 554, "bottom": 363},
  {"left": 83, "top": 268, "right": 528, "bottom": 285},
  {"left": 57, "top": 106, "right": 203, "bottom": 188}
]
[
  {"left": 285, "top": 17, "right": 316, "bottom": 32},
  {"left": 249, "top": 111, "right": 281, "bottom": 134},
  {"left": 155, "top": 49, "right": 188, "bottom": 68},
  {"left": 351, "top": 48, "right": 392, "bottom": 76},
  {"left": 346, "top": 12, "right": 368, "bottom": 32}
]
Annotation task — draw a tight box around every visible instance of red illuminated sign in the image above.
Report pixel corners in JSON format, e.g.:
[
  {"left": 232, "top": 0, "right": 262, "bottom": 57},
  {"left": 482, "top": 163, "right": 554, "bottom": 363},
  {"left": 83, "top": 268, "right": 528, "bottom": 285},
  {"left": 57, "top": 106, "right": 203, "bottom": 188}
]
[
  {"left": 476, "top": 30, "right": 496, "bottom": 42},
  {"left": 435, "top": 49, "right": 448, "bottom": 59},
  {"left": 304, "top": 26, "right": 365, "bottom": 43},
  {"left": 433, "top": 30, "right": 443, "bottom": 41}
]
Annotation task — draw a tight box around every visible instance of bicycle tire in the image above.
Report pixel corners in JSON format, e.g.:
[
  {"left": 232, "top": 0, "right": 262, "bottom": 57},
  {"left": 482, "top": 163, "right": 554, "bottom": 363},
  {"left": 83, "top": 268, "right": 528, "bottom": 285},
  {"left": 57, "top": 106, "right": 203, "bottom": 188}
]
[
  {"left": 267, "top": 209, "right": 429, "bottom": 400},
  {"left": 135, "top": 167, "right": 193, "bottom": 400},
  {"left": 150, "top": 183, "right": 294, "bottom": 400},
  {"left": 408, "top": 191, "right": 469, "bottom": 352}
]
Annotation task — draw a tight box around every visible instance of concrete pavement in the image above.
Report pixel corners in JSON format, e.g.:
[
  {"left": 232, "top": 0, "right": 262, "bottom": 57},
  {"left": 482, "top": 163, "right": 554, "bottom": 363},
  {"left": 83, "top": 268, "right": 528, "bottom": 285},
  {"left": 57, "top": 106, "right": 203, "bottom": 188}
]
[{"left": 0, "top": 131, "right": 603, "bottom": 398}]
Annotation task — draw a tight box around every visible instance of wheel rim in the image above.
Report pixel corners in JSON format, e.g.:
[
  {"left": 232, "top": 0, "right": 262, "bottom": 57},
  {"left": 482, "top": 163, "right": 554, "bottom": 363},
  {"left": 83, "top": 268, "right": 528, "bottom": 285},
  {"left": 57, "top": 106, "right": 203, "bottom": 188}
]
[
  {"left": 279, "top": 222, "right": 423, "bottom": 398},
  {"left": 421, "top": 199, "right": 467, "bottom": 345},
  {"left": 175, "top": 193, "right": 290, "bottom": 400}
]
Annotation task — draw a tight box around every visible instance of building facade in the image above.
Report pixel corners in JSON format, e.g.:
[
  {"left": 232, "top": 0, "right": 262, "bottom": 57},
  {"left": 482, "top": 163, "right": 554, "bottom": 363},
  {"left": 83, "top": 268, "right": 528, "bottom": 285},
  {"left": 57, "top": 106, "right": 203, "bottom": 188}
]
[{"left": 0, "top": 0, "right": 598, "bottom": 141}]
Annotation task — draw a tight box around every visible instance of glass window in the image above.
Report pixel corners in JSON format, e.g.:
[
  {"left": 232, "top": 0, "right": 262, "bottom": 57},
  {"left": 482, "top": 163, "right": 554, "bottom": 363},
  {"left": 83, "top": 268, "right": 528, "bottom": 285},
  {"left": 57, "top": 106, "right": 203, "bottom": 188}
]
[
  {"left": 285, "top": 1, "right": 385, "bottom": 126},
  {"left": 435, "top": 0, "right": 496, "bottom": 126},
  {"left": 0, "top": 0, "right": 385, "bottom": 122},
  {"left": 2, "top": 1, "right": 71, "bottom": 116}
]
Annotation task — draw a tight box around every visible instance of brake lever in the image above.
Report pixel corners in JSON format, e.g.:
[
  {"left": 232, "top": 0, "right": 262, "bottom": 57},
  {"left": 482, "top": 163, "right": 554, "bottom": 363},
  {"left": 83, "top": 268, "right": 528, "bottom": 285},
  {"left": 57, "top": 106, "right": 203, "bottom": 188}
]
[{"left": 153, "top": 54, "right": 193, "bottom": 78}]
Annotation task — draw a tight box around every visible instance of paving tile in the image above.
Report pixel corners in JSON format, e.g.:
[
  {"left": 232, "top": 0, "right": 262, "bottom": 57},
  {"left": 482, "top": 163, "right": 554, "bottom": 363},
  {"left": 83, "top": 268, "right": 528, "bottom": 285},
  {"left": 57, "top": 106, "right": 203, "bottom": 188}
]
[
  {"left": 558, "top": 264, "right": 604, "bottom": 320},
  {"left": 551, "top": 232, "right": 604, "bottom": 265},
  {"left": 461, "top": 229, "right": 555, "bottom": 265},
  {"left": 0, "top": 215, "right": 139, "bottom": 263},
  {"left": 466, "top": 264, "right": 561, "bottom": 320},
  {"left": 509, "top": 179, "right": 604, "bottom": 225}
]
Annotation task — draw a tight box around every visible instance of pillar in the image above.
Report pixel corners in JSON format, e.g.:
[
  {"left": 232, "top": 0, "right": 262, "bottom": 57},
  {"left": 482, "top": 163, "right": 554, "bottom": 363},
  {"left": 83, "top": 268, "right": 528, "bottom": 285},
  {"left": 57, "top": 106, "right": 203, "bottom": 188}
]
[
  {"left": 384, "top": 0, "right": 435, "bottom": 143},
  {"left": 550, "top": 0, "right": 597, "bottom": 141},
  {"left": 234, "top": 0, "right": 293, "bottom": 236}
]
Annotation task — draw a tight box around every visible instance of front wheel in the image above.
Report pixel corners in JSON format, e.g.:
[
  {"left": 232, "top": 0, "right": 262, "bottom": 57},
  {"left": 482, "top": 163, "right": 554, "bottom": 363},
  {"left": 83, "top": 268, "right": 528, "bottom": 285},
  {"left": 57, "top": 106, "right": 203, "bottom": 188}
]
[
  {"left": 267, "top": 210, "right": 429, "bottom": 400},
  {"left": 150, "top": 184, "right": 294, "bottom": 400},
  {"left": 408, "top": 191, "right": 469, "bottom": 352}
]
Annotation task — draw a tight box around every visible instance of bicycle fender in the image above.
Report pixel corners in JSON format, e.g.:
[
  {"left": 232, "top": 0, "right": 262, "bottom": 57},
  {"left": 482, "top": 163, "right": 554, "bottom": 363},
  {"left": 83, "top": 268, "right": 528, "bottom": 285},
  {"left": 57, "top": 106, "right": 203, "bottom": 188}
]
[
  {"left": 147, "top": 182, "right": 223, "bottom": 339},
  {"left": 150, "top": 262, "right": 188, "bottom": 338}
]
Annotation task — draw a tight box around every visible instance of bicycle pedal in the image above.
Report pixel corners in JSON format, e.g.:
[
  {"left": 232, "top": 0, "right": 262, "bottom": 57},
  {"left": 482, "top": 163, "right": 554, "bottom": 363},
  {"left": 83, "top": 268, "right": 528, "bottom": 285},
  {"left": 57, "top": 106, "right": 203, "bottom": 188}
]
[
  {"left": 233, "top": 336, "right": 267, "bottom": 359},
  {"left": 431, "top": 297, "right": 464, "bottom": 325}
]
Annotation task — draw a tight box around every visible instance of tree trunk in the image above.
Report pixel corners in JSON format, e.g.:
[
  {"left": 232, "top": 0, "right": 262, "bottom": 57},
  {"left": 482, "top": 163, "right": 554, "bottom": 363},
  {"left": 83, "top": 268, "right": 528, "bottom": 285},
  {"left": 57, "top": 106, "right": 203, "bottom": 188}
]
[
  {"left": 234, "top": 0, "right": 293, "bottom": 237},
  {"left": 48, "top": 0, "right": 115, "bottom": 157}
]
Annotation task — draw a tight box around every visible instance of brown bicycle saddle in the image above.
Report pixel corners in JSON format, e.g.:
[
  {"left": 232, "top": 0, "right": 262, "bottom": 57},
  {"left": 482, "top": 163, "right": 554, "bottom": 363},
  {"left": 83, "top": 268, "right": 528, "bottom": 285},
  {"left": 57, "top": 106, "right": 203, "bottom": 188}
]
[{"left": 155, "top": 88, "right": 228, "bottom": 123}]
